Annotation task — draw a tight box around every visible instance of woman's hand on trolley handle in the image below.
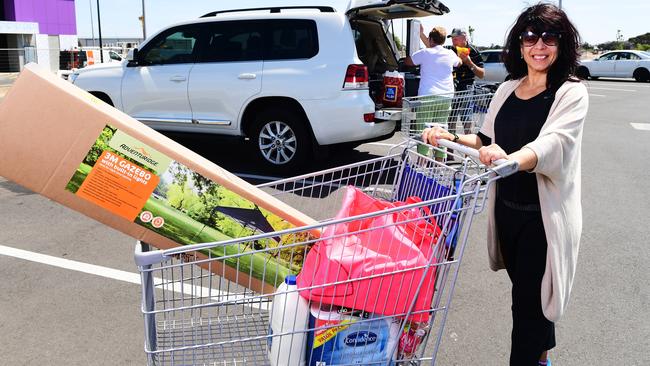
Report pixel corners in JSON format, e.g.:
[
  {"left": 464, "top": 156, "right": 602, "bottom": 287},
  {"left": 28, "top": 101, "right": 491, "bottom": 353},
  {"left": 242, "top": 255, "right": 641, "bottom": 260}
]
[
  {"left": 478, "top": 144, "right": 507, "bottom": 166},
  {"left": 422, "top": 127, "right": 538, "bottom": 171},
  {"left": 421, "top": 125, "right": 454, "bottom": 147},
  {"left": 478, "top": 144, "right": 538, "bottom": 171}
]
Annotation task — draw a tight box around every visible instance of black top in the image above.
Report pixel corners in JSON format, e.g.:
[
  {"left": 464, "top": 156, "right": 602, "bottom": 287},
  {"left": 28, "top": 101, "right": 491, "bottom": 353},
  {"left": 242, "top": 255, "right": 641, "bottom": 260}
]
[
  {"left": 449, "top": 44, "right": 484, "bottom": 87},
  {"left": 494, "top": 88, "right": 555, "bottom": 204}
]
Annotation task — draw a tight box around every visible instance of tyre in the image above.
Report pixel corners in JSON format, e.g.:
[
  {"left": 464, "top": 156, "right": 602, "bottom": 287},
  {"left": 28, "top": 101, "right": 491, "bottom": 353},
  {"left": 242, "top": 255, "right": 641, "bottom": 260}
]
[
  {"left": 250, "top": 109, "right": 312, "bottom": 172},
  {"left": 89, "top": 92, "right": 113, "bottom": 106},
  {"left": 576, "top": 66, "right": 590, "bottom": 80},
  {"left": 633, "top": 68, "right": 650, "bottom": 82}
]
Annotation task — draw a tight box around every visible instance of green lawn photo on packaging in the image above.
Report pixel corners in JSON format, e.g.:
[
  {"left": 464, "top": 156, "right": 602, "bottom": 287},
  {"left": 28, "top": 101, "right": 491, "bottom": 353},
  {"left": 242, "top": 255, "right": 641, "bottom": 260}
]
[{"left": 137, "top": 197, "right": 295, "bottom": 287}]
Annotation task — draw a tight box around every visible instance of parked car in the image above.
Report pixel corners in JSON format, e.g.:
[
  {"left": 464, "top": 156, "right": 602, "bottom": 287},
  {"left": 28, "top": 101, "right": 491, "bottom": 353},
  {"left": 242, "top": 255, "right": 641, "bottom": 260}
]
[
  {"left": 577, "top": 50, "right": 650, "bottom": 82},
  {"left": 478, "top": 49, "right": 508, "bottom": 84},
  {"left": 70, "top": 1, "right": 450, "bottom": 171}
]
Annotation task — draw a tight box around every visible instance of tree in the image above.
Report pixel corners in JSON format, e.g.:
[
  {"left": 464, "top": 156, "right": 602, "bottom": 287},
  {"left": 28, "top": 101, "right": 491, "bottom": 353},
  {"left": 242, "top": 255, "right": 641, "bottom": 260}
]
[
  {"left": 628, "top": 32, "right": 650, "bottom": 51},
  {"left": 166, "top": 183, "right": 184, "bottom": 210},
  {"left": 616, "top": 30, "right": 624, "bottom": 42},
  {"left": 168, "top": 162, "right": 191, "bottom": 187},
  {"left": 468, "top": 25, "right": 475, "bottom": 42},
  {"left": 597, "top": 40, "right": 632, "bottom": 51},
  {"left": 636, "top": 44, "right": 650, "bottom": 51},
  {"left": 181, "top": 186, "right": 200, "bottom": 212},
  {"left": 83, "top": 125, "right": 116, "bottom": 166},
  {"left": 152, "top": 179, "right": 169, "bottom": 199},
  {"left": 628, "top": 32, "right": 650, "bottom": 45},
  {"left": 580, "top": 42, "right": 595, "bottom": 51},
  {"left": 392, "top": 34, "right": 404, "bottom": 53}
]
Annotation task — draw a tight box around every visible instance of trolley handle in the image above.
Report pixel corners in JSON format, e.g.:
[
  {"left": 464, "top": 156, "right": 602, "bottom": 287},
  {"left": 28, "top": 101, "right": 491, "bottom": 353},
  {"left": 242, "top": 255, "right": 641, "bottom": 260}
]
[
  {"left": 438, "top": 139, "right": 518, "bottom": 177},
  {"left": 416, "top": 137, "right": 519, "bottom": 177},
  {"left": 134, "top": 241, "right": 170, "bottom": 267}
]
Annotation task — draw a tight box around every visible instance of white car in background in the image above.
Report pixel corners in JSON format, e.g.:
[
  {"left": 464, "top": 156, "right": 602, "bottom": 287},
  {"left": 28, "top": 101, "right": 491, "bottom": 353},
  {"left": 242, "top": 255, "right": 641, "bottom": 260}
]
[
  {"left": 478, "top": 49, "right": 508, "bottom": 84},
  {"left": 577, "top": 50, "right": 650, "bottom": 82}
]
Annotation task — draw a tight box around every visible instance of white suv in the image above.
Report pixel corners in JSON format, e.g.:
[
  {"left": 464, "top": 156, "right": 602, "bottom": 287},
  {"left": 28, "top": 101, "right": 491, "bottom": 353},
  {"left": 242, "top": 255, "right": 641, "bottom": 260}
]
[{"left": 70, "top": 1, "right": 448, "bottom": 170}]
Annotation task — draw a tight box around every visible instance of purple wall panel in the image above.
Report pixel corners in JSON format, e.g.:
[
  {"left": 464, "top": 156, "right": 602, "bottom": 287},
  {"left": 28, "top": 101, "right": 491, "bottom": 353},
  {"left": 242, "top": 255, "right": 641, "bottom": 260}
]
[
  {"left": 4, "top": 1, "right": 17, "bottom": 21},
  {"left": 8, "top": 0, "right": 77, "bottom": 35}
]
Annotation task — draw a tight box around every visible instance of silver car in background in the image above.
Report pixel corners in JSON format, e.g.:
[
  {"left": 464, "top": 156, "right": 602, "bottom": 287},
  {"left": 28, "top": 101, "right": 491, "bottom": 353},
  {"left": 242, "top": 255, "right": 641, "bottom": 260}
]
[
  {"left": 478, "top": 49, "right": 508, "bottom": 84},
  {"left": 577, "top": 50, "right": 650, "bottom": 82}
]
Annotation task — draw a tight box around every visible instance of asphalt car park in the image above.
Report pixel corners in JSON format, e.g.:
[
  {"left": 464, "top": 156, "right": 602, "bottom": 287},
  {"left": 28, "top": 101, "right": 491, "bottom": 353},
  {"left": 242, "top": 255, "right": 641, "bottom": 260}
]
[{"left": 0, "top": 78, "right": 648, "bottom": 365}]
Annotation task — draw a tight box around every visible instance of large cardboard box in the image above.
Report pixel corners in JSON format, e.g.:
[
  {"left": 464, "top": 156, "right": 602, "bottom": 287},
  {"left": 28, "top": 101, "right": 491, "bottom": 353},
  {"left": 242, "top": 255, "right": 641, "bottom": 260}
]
[{"left": 0, "top": 64, "right": 318, "bottom": 294}]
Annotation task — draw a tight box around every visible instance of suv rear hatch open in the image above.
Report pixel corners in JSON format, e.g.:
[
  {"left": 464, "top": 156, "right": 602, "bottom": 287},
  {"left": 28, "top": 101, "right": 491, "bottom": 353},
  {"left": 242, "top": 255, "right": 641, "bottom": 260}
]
[{"left": 346, "top": 0, "right": 449, "bottom": 121}]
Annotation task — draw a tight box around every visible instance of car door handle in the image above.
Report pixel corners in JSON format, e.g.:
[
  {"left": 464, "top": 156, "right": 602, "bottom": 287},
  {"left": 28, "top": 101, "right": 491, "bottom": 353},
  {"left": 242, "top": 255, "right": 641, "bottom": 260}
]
[
  {"left": 238, "top": 73, "right": 257, "bottom": 80},
  {"left": 170, "top": 75, "right": 187, "bottom": 82}
]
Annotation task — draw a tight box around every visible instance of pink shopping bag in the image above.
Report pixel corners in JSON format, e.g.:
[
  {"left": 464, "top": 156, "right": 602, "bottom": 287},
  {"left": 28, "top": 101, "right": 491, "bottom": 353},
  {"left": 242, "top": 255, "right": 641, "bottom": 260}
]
[{"left": 297, "top": 186, "right": 441, "bottom": 322}]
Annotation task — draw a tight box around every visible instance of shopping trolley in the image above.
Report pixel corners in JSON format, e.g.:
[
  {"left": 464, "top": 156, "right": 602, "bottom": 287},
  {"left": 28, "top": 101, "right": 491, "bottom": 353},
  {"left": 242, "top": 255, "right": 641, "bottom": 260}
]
[
  {"left": 134, "top": 140, "right": 517, "bottom": 365},
  {"left": 400, "top": 85, "right": 496, "bottom": 140}
]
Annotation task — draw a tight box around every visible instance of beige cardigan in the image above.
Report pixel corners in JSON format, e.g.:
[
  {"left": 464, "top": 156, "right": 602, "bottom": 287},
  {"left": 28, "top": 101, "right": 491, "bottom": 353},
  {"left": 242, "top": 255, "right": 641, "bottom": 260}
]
[{"left": 479, "top": 78, "right": 589, "bottom": 322}]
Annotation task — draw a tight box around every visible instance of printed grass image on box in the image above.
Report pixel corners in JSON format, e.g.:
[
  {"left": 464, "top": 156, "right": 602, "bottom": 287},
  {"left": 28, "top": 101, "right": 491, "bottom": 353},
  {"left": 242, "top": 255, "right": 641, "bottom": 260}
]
[{"left": 66, "top": 125, "right": 310, "bottom": 287}]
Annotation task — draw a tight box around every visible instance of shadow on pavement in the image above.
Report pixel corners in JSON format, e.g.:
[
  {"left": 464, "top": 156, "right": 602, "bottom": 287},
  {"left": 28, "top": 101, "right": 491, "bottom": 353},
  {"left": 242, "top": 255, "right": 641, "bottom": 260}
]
[{"left": 161, "top": 131, "right": 385, "bottom": 181}]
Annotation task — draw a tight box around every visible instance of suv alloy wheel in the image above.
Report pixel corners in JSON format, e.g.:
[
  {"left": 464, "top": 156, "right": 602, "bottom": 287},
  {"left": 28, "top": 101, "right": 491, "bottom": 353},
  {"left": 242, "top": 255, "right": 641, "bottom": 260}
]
[{"left": 251, "top": 109, "right": 311, "bottom": 171}]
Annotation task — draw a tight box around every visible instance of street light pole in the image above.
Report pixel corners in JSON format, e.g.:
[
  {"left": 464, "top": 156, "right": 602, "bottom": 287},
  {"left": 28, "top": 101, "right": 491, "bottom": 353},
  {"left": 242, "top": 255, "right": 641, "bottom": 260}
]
[
  {"left": 89, "top": 0, "right": 95, "bottom": 47},
  {"left": 559, "top": 0, "right": 562, "bottom": 10},
  {"left": 96, "top": 0, "right": 103, "bottom": 62},
  {"left": 141, "top": 0, "right": 147, "bottom": 39}
]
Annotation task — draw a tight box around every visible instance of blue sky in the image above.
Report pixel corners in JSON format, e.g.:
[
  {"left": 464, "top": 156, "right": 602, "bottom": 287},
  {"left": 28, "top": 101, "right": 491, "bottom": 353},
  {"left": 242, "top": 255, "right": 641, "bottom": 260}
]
[{"left": 74, "top": 0, "right": 648, "bottom": 47}]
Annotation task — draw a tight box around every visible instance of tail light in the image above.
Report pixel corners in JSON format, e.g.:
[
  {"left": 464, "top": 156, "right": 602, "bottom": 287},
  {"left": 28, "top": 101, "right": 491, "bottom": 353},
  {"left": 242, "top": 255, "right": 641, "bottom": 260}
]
[
  {"left": 363, "top": 113, "right": 375, "bottom": 123},
  {"left": 343, "top": 64, "right": 368, "bottom": 89}
]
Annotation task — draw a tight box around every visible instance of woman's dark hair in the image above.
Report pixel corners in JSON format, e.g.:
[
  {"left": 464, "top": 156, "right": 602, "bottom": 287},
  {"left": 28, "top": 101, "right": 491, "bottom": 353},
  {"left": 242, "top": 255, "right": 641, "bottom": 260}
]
[{"left": 502, "top": 3, "right": 581, "bottom": 89}]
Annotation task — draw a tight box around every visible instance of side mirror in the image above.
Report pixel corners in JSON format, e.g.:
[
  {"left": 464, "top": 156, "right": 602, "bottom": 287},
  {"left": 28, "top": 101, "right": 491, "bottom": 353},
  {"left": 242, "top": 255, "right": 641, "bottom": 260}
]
[
  {"left": 127, "top": 48, "right": 138, "bottom": 61},
  {"left": 126, "top": 48, "right": 140, "bottom": 67}
]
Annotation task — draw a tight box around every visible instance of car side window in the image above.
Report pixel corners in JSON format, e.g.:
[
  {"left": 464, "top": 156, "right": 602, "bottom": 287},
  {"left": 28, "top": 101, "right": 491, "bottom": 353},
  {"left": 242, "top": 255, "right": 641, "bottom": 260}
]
[
  {"left": 599, "top": 53, "right": 617, "bottom": 61},
  {"left": 264, "top": 19, "right": 318, "bottom": 61},
  {"left": 199, "top": 21, "right": 263, "bottom": 63},
  {"left": 628, "top": 53, "right": 641, "bottom": 60},
  {"left": 140, "top": 25, "right": 200, "bottom": 65},
  {"left": 483, "top": 52, "right": 500, "bottom": 63}
]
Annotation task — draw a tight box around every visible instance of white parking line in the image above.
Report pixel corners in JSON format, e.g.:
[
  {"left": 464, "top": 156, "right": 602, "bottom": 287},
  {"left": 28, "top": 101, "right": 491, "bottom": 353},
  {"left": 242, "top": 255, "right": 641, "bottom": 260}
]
[
  {"left": 589, "top": 94, "right": 606, "bottom": 97},
  {"left": 0, "top": 245, "right": 266, "bottom": 308},
  {"left": 630, "top": 123, "right": 650, "bottom": 131},
  {"left": 587, "top": 87, "right": 636, "bottom": 92},
  {"left": 590, "top": 82, "right": 650, "bottom": 88},
  {"left": 0, "top": 244, "right": 142, "bottom": 284}
]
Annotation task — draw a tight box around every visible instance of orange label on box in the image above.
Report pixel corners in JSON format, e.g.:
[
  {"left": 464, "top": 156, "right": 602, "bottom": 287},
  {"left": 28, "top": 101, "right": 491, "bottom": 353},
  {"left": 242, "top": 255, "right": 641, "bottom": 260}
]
[{"left": 76, "top": 150, "right": 159, "bottom": 221}]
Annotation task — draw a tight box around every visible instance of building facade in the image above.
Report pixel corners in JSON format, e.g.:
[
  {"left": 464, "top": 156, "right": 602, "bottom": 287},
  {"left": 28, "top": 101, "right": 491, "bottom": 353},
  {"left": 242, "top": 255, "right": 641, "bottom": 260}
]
[{"left": 1, "top": 0, "right": 78, "bottom": 71}]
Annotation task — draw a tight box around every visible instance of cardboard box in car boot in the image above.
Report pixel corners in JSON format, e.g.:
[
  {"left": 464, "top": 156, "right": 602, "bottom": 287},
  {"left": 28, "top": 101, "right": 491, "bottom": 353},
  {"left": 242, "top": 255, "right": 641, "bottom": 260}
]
[{"left": 0, "top": 63, "right": 319, "bottom": 293}]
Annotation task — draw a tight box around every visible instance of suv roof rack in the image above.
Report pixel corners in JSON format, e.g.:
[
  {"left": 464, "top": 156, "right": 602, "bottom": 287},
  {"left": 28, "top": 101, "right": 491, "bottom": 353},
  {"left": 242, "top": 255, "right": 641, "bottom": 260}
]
[{"left": 200, "top": 6, "right": 336, "bottom": 18}]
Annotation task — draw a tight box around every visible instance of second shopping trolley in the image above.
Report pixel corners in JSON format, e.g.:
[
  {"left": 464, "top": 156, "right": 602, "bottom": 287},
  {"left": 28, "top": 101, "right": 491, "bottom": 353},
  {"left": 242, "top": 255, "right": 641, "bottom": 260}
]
[{"left": 400, "top": 85, "right": 496, "bottom": 140}]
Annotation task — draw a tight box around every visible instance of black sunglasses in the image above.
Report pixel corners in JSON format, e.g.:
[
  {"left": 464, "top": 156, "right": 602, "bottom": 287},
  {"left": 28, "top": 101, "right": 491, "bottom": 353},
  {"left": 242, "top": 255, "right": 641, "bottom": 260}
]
[{"left": 519, "top": 31, "right": 561, "bottom": 47}]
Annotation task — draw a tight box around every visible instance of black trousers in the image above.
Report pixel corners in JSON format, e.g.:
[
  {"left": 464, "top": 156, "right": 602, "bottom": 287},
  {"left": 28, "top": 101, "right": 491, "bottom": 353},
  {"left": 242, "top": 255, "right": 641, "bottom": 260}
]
[{"left": 495, "top": 199, "right": 556, "bottom": 366}]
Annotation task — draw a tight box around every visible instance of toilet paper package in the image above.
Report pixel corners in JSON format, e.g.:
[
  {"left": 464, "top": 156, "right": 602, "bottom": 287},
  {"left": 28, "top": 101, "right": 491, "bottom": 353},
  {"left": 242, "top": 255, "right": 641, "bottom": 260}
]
[{"left": 306, "top": 305, "right": 399, "bottom": 365}]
